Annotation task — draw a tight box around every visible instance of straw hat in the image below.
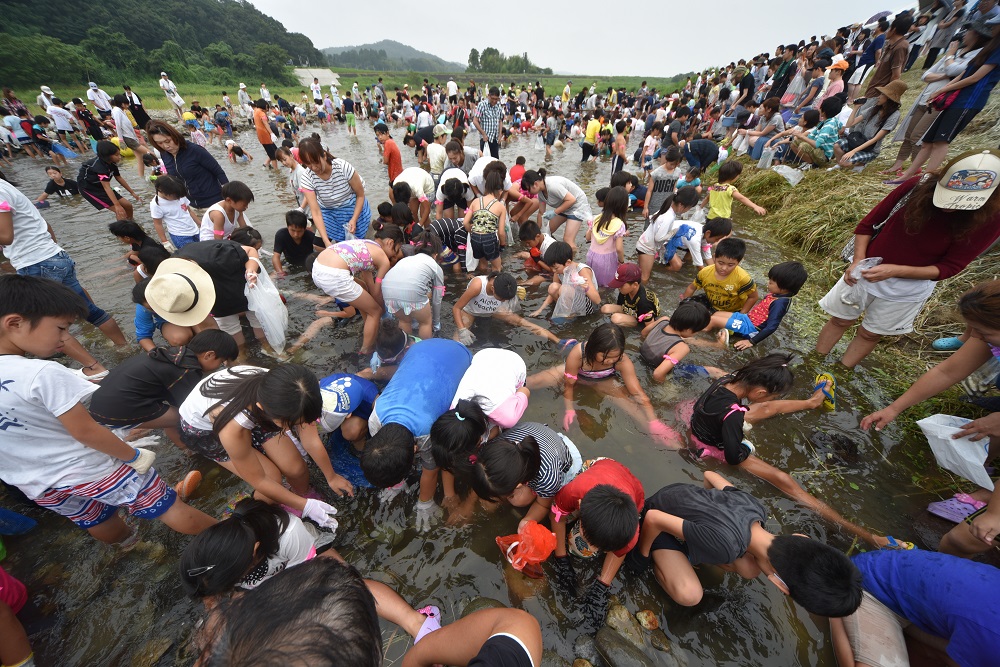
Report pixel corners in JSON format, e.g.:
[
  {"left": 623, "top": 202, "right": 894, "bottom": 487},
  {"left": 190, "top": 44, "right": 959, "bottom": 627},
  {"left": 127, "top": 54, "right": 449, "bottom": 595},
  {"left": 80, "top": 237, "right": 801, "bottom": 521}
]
[
  {"left": 145, "top": 258, "right": 216, "bottom": 326},
  {"left": 874, "top": 79, "right": 908, "bottom": 104},
  {"left": 934, "top": 149, "right": 1000, "bottom": 211}
]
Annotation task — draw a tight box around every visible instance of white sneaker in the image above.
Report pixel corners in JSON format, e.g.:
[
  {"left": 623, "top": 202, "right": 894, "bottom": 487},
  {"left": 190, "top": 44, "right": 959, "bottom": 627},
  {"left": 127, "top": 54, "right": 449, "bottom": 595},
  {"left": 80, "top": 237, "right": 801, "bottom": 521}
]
[
  {"left": 72, "top": 367, "right": 109, "bottom": 383},
  {"left": 826, "top": 164, "right": 841, "bottom": 172}
]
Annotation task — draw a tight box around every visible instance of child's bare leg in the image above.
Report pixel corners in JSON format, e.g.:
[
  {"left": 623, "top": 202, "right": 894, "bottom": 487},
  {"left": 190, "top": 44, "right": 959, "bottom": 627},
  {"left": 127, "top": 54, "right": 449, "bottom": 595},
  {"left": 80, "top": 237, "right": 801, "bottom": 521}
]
[
  {"left": 521, "top": 274, "right": 547, "bottom": 287},
  {"left": 351, "top": 291, "right": 383, "bottom": 355},
  {"left": 739, "top": 456, "right": 881, "bottom": 546},
  {"left": 493, "top": 311, "right": 560, "bottom": 344},
  {"left": 652, "top": 549, "right": 704, "bottom": 606},
  {"left": 609, "top": 313, "right": 638, "bottom": 327},
  {"left": 745, "top": 383, "right": 826, "bottom": 423},
  {"left": 0, "top": 601, "right": 31, "bottom": 667},
  {"left": 708, "top": 311, "right": 732, "bottom": 331},
  {"left": 526, "top": 364, "right": 565, "bottom": 390},
  {"left": 289, "top": 292, "right": 334, "bottom": 305},
  {"left": 87, "top": 513, "right": 133, "bottom": 544},
  {"left": 637, "top": 253, "right": 655, "bottom": 284},
  {"left": 161, "top": 322, "right": 195, "bottom": 346},
  {"left": 288, "top": 317, "right": 334, "bottom": 354},
  {"left": 96, "top": 317, "right": 128, "bottom": 346},
  {"left": 60, "top": 335, "right": 108, "bottom": 374},
  {"left": 364, "top": 579, "right": 427, "bottom": 638},
  {"left": 412, "top": 304, "right": 433, "bottom": 341},
  {"left": 490, "top": 257, "right": 502, "bottom": 272},
  {"left": 596, "top": 380, "right": 655, "bottom": 427},
  {"left": 157, "top": 497, "right": 218, "bottom": 534},
  {"left": 665, "top": 255, "right": 684, "bottom": 272}
]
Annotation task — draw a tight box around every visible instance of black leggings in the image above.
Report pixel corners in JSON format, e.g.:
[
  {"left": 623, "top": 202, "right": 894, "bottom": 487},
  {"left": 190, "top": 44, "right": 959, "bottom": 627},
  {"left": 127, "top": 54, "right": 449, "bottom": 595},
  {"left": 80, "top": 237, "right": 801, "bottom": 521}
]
[
  {"left": 923, "top": 47, "right": 942, "bottom": 69},
  {"left": 581, "top": 142, "right": 597, "bottom": 161}
]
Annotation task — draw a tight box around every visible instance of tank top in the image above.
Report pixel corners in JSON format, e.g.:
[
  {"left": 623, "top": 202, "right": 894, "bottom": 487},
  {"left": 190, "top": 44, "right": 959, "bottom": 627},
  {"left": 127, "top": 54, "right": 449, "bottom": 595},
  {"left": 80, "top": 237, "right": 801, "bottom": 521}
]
[
  {"left": 199, "top": 202, "right": 245, "bottom": 241},
  {"left": 333, "top": 239, "right": 378, "bottom": 273},
  {"left": 464, "top": 276, "right": 506, "bottom": 315},
  {"left": 470, "top": 196, "right": 501, "bottom": 234},
  {"left": 640, "top": 327, "right": 684, "bottom": 367},
  {"left": 576, "top": 341, "right": 620, "bottom": 380}
]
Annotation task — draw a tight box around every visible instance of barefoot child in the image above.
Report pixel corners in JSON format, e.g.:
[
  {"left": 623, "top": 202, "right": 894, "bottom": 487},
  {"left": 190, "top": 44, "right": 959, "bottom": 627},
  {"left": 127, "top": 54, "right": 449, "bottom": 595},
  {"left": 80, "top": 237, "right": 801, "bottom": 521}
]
[
  {"left": 380, "top": 231, "right": 445, "bottom": 341},
  {"left": 199, "top": 181, "right": 253, "bottom": 241},
  {"left": 698, "top": 216, "right": 733, "bottom": 268},
  {"left": 708, "top": 261, "right": 808, "bottom": 349},
  {"left": 463, "top": 170, "right": 507, "bottom": 272},
  {"left": 78, "top": 140, "right": 143, "bottom": 220},
  {"left": 272, "top": 210, "right": 322, "bottom": 277},
  {"left": 529, "top": 242, "right": 600, "bottom": 320},
  {"left": 0, "top": 274, "right": 216, "bottom": 546},
  {"left": 516, "top": 221, "right": 555, "bottom": 285},
  {"left": 635, "top": 187, "right": 701, "bottom": 284},
  {"left": 680, "top": 238, "right": 758, "bottom": 315},
  {"left": 451, "top": 272, "right": 558, "bottom": 346},
  {"left": 703, "top": 160, "right": 766, "bottom": 219}
]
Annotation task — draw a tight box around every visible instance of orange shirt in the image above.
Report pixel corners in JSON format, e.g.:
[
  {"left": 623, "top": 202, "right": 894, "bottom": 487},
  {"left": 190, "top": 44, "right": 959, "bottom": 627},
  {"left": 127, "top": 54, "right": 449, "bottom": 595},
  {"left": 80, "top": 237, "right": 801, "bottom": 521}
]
[
  {"left": 253, "top": 108, "right": 272, "bottom": 145},
  {"left": 383, "top": 138, "right": 402, "bottom": 182}
]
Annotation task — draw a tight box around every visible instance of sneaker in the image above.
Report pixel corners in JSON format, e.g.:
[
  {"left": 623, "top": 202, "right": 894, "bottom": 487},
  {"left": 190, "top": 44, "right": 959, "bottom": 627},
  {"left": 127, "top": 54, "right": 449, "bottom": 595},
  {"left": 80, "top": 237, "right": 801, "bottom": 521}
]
[
  {"left": 174, "top": 470, "right": 203, "bottom": 501},
  {"left": 932, "top": 336, "right": 964, "bottom": 351},
  {"left": 72, "top": 367, "right": 109, "bottom": 383},
  {"left": 826, "top": 164, "right": 841, "bottom": 172},
  {"left": 799, "top": 164, "right": 813, "bottom": 172}
]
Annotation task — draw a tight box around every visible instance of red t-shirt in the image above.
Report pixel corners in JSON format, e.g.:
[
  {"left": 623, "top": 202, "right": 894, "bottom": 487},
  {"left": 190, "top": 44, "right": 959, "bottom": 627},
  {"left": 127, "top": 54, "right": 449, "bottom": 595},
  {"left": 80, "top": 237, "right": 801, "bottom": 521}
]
[
  {"left": 383, "top": 138, "right": 403, "bottom": 183},
  {"left": 510, "top": 164, "right": 525, "bottom": 183},
  {"left": 553, "top": 459, "right": 644, "bottom": 557}
]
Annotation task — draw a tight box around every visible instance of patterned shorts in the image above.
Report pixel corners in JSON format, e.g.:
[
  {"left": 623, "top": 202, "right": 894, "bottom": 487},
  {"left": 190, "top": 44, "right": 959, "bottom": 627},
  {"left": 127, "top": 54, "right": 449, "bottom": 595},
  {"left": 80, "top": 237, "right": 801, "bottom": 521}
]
[
  {"left": 180, "top": 419, "right": 272, "bottom": 463},
  {"left": 34, "top": 465, "right": 176, "bottom": 528}
]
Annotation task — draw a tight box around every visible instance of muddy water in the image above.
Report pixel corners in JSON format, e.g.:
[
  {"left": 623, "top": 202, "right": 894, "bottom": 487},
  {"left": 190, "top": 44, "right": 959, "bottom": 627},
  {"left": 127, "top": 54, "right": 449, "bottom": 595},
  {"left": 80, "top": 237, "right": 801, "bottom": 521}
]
[{"left": 0, "top": 119, "right": 945, "bottom": 666}]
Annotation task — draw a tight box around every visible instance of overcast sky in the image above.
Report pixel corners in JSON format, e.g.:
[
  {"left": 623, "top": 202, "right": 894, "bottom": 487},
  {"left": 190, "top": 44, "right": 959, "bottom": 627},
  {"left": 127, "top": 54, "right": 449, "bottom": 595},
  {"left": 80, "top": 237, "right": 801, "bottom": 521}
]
[{"left": 249, "top": 1, "right": 912, "bottom": 77}]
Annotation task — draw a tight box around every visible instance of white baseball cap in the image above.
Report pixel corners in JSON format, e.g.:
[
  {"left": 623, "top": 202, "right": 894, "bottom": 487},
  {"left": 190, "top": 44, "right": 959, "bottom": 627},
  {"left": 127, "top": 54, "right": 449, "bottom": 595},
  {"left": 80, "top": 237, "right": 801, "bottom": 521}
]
[
  {"left": 161, "top": 71, "right": 168, "bottom": 76},
  {"left": 933, "top": 149, "right": 1000, "bottom": 211}
]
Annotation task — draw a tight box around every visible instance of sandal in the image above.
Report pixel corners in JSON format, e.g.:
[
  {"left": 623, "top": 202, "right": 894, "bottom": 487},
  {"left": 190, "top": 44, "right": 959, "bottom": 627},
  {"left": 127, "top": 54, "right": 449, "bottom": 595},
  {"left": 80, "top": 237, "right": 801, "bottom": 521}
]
[
  {"left": 414, "top": 605, "right": 442, "bottom": 644},
  {"left": 174, "top": 470, "right": 202, "bottom": 501},
  {"left": 814, "top": 373, "right": 837, "bottom": 410},
  {"left": 881, "top": 535, "right": 916, "bottom": 551}
]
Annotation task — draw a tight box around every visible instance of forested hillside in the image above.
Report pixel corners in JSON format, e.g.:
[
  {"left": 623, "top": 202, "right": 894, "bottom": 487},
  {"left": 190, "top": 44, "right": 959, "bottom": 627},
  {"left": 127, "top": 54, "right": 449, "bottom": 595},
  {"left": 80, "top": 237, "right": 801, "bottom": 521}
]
[
  {"left": 323, "top": 40, "right": 465, "bottom": 72},
  {"left": 1, "top": 0, "right": 325, "bottom": 86}
]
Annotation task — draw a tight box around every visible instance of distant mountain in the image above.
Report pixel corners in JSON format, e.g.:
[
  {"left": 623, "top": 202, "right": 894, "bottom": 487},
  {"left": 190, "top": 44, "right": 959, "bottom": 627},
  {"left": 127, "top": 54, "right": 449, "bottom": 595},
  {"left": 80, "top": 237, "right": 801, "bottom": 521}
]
[{"left": 322, "top": 40, "right": 465, "bottom": 72}]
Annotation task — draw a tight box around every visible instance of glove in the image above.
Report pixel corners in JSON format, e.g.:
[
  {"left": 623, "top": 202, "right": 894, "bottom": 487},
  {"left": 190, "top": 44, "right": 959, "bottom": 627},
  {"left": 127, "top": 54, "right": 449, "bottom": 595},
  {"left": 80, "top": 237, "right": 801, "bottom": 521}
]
[
  {"left": 303, "top": 498, "right": 339, "bottom": 532},
  {"left": 648, "top": 419, "right": 681, "bottom": 448},
  {"left": 162, "top": 240, "right": 177, "bottom": 253},
  {"left": 125, "top": 447, "right": 156, "bottom": 475},
  {"left": 516, "top": 286, "right": 527, "bottom": 300},
  {"left": 563, "top": 409, "right": 576, "bottom": 431},
  {"left": 582, "top": 579, "right": 611, "bottom": 629},
  {"left": 456, "top": 328, "right": 476, "bottom": 346},
  {"left": 624, "top": 548, "right": 651, "bottom": 575},
  {"left": 551, "top": 555, "right": 578, "bottom": 596},
  {"left": 742, "top": 439, "right": 756, "bottom": 456},
  {"left": 433, "top": 320, "right": 441, "bottom": 333},
  {"left": 378, "top": 481, "right": 406, "bottom": 504},
  {"left": 415, "top": 498, "right": 440, "bottom": 533}
]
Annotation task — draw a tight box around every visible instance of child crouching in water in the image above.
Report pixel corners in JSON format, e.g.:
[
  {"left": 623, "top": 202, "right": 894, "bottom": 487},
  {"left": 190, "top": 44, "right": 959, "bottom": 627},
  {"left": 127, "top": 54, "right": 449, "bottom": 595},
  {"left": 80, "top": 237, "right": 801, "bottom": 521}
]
[
  {"left": 708, "top": 261, "right": 807, "bottom": 349},
  {"left": 639, "top": 301, "right": 725, "bottom": 382},
  {"left": 683, "top": 353, "right": 910, "bottom": 550}
]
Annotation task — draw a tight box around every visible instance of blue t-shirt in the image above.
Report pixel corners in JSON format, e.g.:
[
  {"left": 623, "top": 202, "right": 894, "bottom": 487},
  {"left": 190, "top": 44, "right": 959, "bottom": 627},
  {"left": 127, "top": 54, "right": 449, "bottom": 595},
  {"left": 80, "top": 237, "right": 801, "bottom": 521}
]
[
  {"left": 852, "top": 550, "right": 1000, "bottom": 667},
  {"left": 318, "top": 373, "right": 378, "bottom": 433},
  {"left": 373, "top": 339, "right": 471, "bottom": 438},
  {"left": 859, "top": 34, "right": 885, "bottom": 66},
  {"left": 954, "top": 49, "right": 1000, "bottom": 111},
  {"left": 134, "top": 303, "right": 166, "bottom": 342}
]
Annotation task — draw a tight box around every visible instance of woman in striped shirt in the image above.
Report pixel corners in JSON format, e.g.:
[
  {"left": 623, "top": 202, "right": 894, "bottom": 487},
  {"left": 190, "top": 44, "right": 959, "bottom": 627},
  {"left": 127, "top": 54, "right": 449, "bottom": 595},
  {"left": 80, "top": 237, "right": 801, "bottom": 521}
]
[{"left": 298, "top": 138, "right": 371, "bottom": 245}]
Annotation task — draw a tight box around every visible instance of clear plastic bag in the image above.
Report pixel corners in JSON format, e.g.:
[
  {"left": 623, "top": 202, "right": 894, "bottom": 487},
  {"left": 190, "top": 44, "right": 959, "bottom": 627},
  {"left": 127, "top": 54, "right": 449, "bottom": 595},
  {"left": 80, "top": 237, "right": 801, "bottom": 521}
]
[
  {"left": 840, "top": 257, "right": 882, "bottom": 307},
  {"left": 553, "top": 264, "right": 591, "bottom": 319},
  {"left": 534, "top": 133, "right": 544, "bottom": 151},
  {"left": 244, "top": 258, "right": 288, "bottom": 352},
  {"left": 757, "top": 147, "right": 776, "bottom": 169}
]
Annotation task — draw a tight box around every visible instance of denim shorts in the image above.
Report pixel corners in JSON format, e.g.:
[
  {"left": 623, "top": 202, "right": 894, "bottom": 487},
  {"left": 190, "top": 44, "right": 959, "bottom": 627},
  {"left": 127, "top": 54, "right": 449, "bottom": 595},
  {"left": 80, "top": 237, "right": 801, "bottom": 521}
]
[
  {"left": 169, "top": 233, "right": 200, "bottom": 249},
  {"left": 16, "top": 251, "right": 111, "bottom": 326}
]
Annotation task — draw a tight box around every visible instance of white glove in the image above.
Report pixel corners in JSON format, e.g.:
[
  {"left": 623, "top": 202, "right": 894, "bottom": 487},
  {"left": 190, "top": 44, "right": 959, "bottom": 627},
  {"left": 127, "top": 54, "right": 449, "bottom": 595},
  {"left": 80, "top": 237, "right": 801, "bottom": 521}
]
[
  {"left": 162, "top": 240, "right": 177, "bottom": 253},
  {"left": 303, "top": 498, "right": 339, "bottom": 532},
  {"left": 456, "top": 328, "right": 476, "bottom": 346},
  {"left": 379, "top": 481, "right": 406, "bottom": 504},
  {"left": 125, "top": 447, "right": 156, "bottom": 475},
  {"left": 415, "top": 498, "right": 440, "bottom": 533},
  {"left": 742, "top": 439, "right": 756, "bottom": 456}
]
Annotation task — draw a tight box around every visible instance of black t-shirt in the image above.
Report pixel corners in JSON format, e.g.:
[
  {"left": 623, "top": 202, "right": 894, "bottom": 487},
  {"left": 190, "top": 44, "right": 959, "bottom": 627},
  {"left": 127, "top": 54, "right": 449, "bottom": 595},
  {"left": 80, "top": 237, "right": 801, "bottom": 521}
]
[
  {"left": 691, "top": 381, "right": 750, "bottom": 465},
  {"left": 645, "top": 484, "right": 767, "bottom": 565},
  {"left": 686, "top": 139, "right": 719, "bottom": 170},
  {"left": 739, "top": 73, "right": 756, "bottom": 102},
  {"left": 468, "top": 634, "right": 533, "bottom": 667},
  {"left": 666, "top": 119, "right": 685, "bottom": 145},
  {"left": 78, "top": 157, "right": 119, "bottom": 190},
  {"left": 88, "top": 346, "right": 206, "bottom": 423},
  {"left": 273, "top": 227, "right": 318, "bottom": 265},
  {"left": 414, "top": 125, "right": 435, "bottom": 146},
  {"left": 44, "top": 178, "right": 80, "bottom": 197},
  {"left": 175, "top": 240, "right": 250, "bottom": 317},
  {"left": 343, "top": 98, "right": 355, "bottom": 114},
  {"left": 617, "top": 285, "right": 660, "bottom": 322}
]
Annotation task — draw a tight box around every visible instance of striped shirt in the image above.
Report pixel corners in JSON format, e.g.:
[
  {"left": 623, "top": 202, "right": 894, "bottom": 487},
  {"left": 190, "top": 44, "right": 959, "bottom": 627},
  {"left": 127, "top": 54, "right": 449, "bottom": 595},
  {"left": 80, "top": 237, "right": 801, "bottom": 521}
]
[
  {"left": 475, "top": 99, "right": 503, "bottom": 142},
  {"left": 302, "top": 159, "right": 359, "bottom": 209},
  {"left": 501, "top": 422, "right": 572, "bottom": 498}
]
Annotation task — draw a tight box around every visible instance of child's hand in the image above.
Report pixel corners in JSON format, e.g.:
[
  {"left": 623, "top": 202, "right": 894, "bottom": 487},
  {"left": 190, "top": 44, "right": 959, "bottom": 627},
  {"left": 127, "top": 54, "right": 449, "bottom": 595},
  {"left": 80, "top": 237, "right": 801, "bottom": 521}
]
[
  {"left": 326, "top": 473, "right": 354, "bottom": 497},
  {"left": 124, "top": 447, "right": 156, "bottom": 475},
  {"left": 734, "top": 339, "right": 753, "bottom": 351},
  {"left": 303, "top": 498, "right": 339, "bottom": 531},
  {"left": 753, "top": 205, "right": 766, "bottom": 216},
  {"left": 563, "top": 408, "right": 577, "bottom": 431}
]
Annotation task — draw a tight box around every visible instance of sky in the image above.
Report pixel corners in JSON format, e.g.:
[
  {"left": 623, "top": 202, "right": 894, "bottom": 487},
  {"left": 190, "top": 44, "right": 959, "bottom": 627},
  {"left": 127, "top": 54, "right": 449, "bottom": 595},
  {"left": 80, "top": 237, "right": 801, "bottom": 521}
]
[{"left": 248, "top": 0, "right": 912, "bottom": 77}]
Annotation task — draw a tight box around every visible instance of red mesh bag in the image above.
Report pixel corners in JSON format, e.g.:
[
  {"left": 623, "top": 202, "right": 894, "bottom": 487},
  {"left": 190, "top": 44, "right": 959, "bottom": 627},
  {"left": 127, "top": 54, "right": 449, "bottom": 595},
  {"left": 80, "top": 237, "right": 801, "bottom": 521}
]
[{"left": 495, "top": 521, "right": 557, "bottom": 579}]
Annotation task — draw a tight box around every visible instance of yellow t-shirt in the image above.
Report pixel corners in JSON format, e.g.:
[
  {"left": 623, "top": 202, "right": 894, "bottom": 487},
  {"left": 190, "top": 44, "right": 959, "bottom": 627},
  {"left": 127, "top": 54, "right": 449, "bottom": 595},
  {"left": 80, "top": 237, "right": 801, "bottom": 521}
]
[
  {"left": 584, "top": 119, "right": 601, "bottom": 144},
  {"left": 707, "top": 183, "right": 737, "bottom": 220},
  {"left": 693, "top": 264, "right": 756, "bottom": 312}
]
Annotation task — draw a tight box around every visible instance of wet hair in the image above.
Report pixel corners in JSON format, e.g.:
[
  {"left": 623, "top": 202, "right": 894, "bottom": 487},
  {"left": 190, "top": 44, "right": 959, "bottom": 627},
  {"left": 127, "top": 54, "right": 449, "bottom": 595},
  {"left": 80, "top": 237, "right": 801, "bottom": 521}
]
[
  {"left": 594, "top": 187, "right": 610, "bottom": 204},
  {"left": 95, "top": 140, "right": 120, "bottom": 162},
  {"left": 958, "top": 279, "right": 1000, "bottom": 331},
  {"left": 440, "top": 177, "right": 467, "bottom": 204},
  {"left": 800, "top": 109, "right": 820, "bottom": 129},
  {"left": 196, "top": 558, "right": 381, "bottom": 667},
  {"left": 717, "top": 159, "right": 744, "bottom": 184},
  {"left": 583, "top": 323, "right": 626, "bottom": 365},
  {"left": 230, "top": 227, "right": 262, "bottom": 247},
  {"left": 390, "top": 201, "right": 413, "bottom": 226},
  {"left": 490, "top": 272, "right": 517, "bottom": 301},
  {"left": 286, "top": 210, "right": 308, "bottom": 228},
  {"left": 819, "top": 96, "right": 844, "bottom": 119},
  {"left": 595, "top": 186, "right": 629, "bottom": 235},
  {"left": 579, "top": 485, "right": 639, "bottom": 553},
  {"left": 360, "top": 423, "right": 416, "bottom": 488},
  {"left": 430, "top": 398, "right": 490, "bottom": 471},
  {"left": 179, "top": 499, "right": 290, "bottom": 598},
  {"left": 221, "top": 181, "right": 254, "bottom": 204},
  {"left": 702, "top": 217, "right": 733, "bottom": 240},
  {"left": 153, "top": 174, "right": 187, "bottom": 200},
  {"left": 669, "top": 300, "right": 712, "bottom": 333},
  {"left": 145, "top": 120, "right": 187, "bottom": 151},
  {"left": 410, "top": 229, "right": 442, "bottom": 256},
  {"left": 714, "top": 237, "right": 746, "bottom": 261},
  {"left": 519, "top": 168, "right": 546, "bottom": 189},
  {"left": 108, "top": 219, "right": 150, "bottom": 242},
  {"left": 392, "top": 181, "right": 413, "bottom": 204},
  {"left": 203, "top": 365, "right": 322, "bottom": 435},
  {"left": 374, "top": 318, "right": 407, "bottom": 361},
  {"left": 768, "top": 261, "right": 808, "bottom": 295},
  {"left": 138, "top": 244, "right": 171, "bottom": 275},
  {"left": 483, "top": 170, "right": 504, "bottom": 194},
  {"left": 0, "top": 274, "right": 87, "bottom": 326},
  {"left": 470, "top": 433, "right": 542, "bottom": 501},
  {"left": 186, "top": 329, "right": 239, "bottom": 360},
  {"left": 731, "top": 353, "right": 795, "bottom": 395},
  {"left": 376, "top": 201, "right": 393, "bottom": 218},
  {"left": 768, "top": 535, "right": 862, "bottom": 617},
  {"left": 541, "top": 240, "right": 573, "bottom": 267},
  {"left": 518, "top": 221, "right": 542, "bottom": 241}
]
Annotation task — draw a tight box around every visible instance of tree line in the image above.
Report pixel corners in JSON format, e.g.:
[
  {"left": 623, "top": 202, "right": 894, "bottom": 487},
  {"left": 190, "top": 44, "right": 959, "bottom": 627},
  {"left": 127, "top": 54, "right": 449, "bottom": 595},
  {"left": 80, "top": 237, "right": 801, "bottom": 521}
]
[{"left": 467, "top": 49, "right": 553, "bottom": 75}]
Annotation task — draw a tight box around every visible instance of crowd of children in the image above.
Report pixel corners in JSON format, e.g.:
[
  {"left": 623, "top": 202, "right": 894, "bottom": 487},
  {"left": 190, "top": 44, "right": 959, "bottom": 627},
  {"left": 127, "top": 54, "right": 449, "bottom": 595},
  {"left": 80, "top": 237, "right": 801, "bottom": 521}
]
[{"left": 2, "top": 10, "right": 1000, "bottom": 665}]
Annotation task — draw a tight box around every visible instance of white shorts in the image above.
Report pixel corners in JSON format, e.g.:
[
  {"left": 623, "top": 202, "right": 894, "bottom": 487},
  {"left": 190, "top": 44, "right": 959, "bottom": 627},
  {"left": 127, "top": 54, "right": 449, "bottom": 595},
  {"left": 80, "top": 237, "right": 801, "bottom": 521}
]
[
  {"left": 312, "top": 262, "right": 363, "bottom": 302},
  {"left": 818, "top": 277, "right": 928, "bottom": 336},
  {"left": 214, "top": 310, "right": 261, "bottom": 335},
  {"left": 842, "top": 591, "right": 911, "bottom": 667}
]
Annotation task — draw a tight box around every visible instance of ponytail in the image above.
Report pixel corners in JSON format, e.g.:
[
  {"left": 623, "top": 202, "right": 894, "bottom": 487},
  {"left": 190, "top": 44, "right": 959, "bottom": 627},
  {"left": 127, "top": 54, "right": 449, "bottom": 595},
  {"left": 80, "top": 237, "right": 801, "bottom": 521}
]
[
  {"left": 204, "top": 365, "right": 322, "bottom": 434},
  {"left": 520, "top": 168, "right": 547, "bottom": 189},
  {"left": 470, "top": 434, "right": 542, "bottom": 502},
  {"left": 730, "top": 352, "right": 795, "bottom": 395},
  {"left": 430, "top": 397, "right": 490, "bottom": 472},
  {"left": 410, "top": 229, "right": 442, "bottom": 256}
]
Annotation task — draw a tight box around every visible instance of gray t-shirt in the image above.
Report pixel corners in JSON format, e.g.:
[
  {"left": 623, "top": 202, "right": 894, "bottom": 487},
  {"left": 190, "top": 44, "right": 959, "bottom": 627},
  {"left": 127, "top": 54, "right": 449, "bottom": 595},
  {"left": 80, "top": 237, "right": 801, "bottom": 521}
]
[
  {"left": 542, "top": 176, "right": 592, "bottom": 222},
  {"left": 645, "top": 166, "right": 683, "bottom": 216},
  {"left": 645, "top": 483, "right": 767, "bottom": 565},
  {"left": 855, "top": 99, "right": 900, "bottom": 154}
]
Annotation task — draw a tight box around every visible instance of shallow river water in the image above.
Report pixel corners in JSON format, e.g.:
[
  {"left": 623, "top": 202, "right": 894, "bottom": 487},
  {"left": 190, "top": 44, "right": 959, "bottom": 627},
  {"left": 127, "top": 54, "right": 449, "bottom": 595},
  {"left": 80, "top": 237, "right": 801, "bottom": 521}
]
[{"left": 0, "top": 117, "right": 956, "bottom": 666}]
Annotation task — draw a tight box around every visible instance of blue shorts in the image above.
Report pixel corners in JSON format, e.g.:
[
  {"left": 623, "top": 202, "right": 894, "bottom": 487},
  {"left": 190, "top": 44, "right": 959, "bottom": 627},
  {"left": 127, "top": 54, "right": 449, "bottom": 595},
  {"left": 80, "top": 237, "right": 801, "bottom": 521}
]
[
  {"left": 169, "top": 233, "right": 200, "bottom": 249},
  {"left": 34, "top": 465, "right": 176, "bottom": 528},
  {"left": 725, "top": 312, "right": 759, "bottom": 336},
  {"left": 673, "top": 362, "right": 710, "bottom": 379}
]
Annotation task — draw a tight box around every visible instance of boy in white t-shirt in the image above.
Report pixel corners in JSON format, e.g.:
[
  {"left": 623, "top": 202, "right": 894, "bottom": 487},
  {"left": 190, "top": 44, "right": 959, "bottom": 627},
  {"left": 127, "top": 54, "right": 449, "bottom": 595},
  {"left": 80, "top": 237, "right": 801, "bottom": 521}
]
[
  {"left": 149, "top": 174, "right": 200, "bottom": 251},
  {"left": 0, "top": 274, "right": 216, "bottom": 546}
]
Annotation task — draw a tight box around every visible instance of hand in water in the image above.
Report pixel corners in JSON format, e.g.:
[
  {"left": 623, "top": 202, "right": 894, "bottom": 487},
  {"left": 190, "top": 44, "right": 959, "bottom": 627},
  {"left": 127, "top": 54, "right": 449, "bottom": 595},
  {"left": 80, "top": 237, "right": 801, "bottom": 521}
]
[
  {"left": 551, "top": 555, "right": 578, "bottom": 596},
  {"left": 303, "top": 499, "right": 339, "bottom": 532},
  {"left": 415, "top": 499, "right": 440, "bottom": 533},
  {"left": 581, "top": 580, "right": 611, "bottom": 629},
  {"left": 563, "top": 409, "right": 577, "bottom": 431},
  {"left": 648, "top": 419, "right": 682, "bottom": 449},
  {"left": 326, "top": 474, "right": 354, "bottom": 497}
]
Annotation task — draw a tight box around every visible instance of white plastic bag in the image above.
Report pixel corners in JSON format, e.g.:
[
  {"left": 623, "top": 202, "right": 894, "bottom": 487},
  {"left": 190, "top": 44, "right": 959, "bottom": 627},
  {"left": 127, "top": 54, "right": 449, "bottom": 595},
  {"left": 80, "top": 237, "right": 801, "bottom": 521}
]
[
  {"left": 917, "top": 414, "right": 994, "bottom": 490},
  {"left": 757, "top": 147, "right": 776, "bottom": 169},
  {"left": 534, "top": 133, "right": 544, "bottom": 151},
  {"left": 772, "top": 164, "right": 804, "bottom": 186},
  {"left": 552, "top": 265, "right": 591, "bottom": 319},
  {"left": 244, "top": 258, "right": 288, "bottom": 352},
  {"left": 840, "top": 257, "right": 882, "bottom": 308}
]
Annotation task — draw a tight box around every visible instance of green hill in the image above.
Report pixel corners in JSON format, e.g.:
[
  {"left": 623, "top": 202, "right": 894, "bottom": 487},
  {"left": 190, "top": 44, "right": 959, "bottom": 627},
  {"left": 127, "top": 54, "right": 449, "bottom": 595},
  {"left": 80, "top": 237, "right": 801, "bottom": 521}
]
[
  {"left": 0, "top": 0, "right": 326, "bottom": 86},
  {"left": 323, "top": 40, "right": 465, "bottom": 72}
]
